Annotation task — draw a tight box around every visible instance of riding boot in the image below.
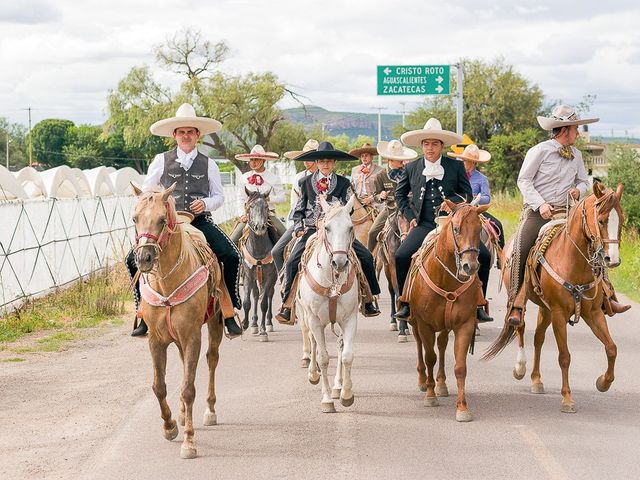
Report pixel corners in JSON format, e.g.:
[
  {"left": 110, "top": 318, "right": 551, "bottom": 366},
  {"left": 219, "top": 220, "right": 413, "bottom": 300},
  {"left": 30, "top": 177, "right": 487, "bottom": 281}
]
[
  {"left": 131, "top": 318, "right": 148, "bottom": 337},
  {"left": 224, "top": 317, "right": 242, "bottom": 338},
  {"left": 363, "top": 302, "right": 380, "bottom": 317},
  {"left": 477, "top": 307, "right": 494, "bottom": 323},
  {"left": 394, "top": 302, "right": 410, "bottom": 320},
  {"left": 608, "top": 299, "right": 631, "bottom": 315}
]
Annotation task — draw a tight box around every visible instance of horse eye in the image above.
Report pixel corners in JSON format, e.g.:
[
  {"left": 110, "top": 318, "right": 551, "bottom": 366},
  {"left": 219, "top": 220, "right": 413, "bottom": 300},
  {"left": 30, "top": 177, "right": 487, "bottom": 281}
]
[{"left": 132, "top": 215, "right": 138, "bottom": 223}]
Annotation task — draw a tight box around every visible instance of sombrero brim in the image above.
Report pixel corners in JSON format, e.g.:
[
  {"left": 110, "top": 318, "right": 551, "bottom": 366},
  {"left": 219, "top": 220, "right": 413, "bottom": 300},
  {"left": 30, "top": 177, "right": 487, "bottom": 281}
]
[
  {"left": 293, "top": 150, "right": 358, "bottom": 161},
  {"left": 284, "top": 150, "right": 305, "bottom": 160},
  {"left": 537, "top": 116, "right": 599, "bottom": 131},
  {"left": 234, "top": 152, "right": 279, "bottom": 161},
  {"left": 377, "top": 142, "right": 418, "bottom": 161},
  {"left": 400, "top": 129, "right": 463, "bottom": 147},
  {"left": 150, "top": 116, "right": 222, "bottom": 137},
  {"left": 349, "top": 147, "right": 379, "bottom": 157},
  {"left": 448, "top": 151, "right": 491, "bottom": 163}
]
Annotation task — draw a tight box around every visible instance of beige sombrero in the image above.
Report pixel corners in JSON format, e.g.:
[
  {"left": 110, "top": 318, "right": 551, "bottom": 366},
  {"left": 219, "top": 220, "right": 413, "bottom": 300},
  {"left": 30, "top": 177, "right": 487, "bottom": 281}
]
[
  {"left": 284, "top": 139, "right": 319, "bottom": 160},
  {"left": 150, "top": 103, "right": 222, "bottom": 137},
  {"left": 448, "top": 144, "right": 491, "bottom": 163},
  {"left": 537, "top": 104, "right": 599, "bottom": 131},
  {"left": 349, "top": 143, "right": 378, "bottom": 157},
  {"left": 235, "top": 144, "right": 279, "bottom": 162},
  {"left": 400, "top": 118, "right": 463, "bottom": 147},
  {"left": 377, "top": 139, "right": 418, "bottom": 162}
]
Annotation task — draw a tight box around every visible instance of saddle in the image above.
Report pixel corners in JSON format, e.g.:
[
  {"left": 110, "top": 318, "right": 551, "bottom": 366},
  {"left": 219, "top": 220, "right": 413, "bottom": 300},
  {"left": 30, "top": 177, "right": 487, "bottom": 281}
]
[{"left": 176, "top": 211, "right": 206, "bottom": 245}]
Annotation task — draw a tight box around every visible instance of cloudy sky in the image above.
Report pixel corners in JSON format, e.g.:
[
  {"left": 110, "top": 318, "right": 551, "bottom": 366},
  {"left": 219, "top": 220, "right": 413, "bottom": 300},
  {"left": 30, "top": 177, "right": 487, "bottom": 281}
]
[{"left": 1, "top": 0, "right": 639, "bottom": 138}]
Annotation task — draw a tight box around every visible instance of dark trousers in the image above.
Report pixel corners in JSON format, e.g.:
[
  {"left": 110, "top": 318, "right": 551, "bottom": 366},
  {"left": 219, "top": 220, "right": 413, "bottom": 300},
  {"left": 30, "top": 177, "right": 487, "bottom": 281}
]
[
  {"left": 272, "top": 225, "right": 295, "bottom": 274},
  {"left": 281, "top": 229, "right": 381, "bottom": 301},
  {"left": 395, "top": 221, "right": 492, "bottom": 299},
  {"left": 125, "top": 214, "right": 242, "bottom": 310}
]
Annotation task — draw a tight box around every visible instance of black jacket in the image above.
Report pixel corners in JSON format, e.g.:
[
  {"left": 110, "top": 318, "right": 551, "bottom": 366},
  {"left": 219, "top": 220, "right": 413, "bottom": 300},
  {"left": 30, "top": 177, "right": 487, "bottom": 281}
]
[
  {"left": 395, "top": 156, "right": 472, "bottom": 223},
  {"left": 293, "top": 172, "right": 351, "bottom": 232}
]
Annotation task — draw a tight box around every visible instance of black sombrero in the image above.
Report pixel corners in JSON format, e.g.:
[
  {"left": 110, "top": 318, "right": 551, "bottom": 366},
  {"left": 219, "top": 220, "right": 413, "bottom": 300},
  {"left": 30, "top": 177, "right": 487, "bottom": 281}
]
[{"left": 293, "top": 141, "right": 358, "bottom": 161}]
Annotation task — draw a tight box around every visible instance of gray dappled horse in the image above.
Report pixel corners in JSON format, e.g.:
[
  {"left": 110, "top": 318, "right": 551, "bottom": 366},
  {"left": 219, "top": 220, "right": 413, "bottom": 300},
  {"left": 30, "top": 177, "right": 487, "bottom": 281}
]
[{"left": 240, "top": 189, "right": 277, "bottom": 341}]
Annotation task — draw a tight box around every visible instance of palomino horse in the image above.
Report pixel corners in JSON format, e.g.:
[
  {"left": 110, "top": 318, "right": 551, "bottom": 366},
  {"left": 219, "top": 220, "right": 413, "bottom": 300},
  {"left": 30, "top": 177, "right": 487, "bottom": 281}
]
[
  {"left": 131, "top": 183, "right": 223, "bottom": 459},
  {"left": 375, "top": 207, "right": 411, "bottom": 341},
  {"left": 297, "top": 195, "right": 359, "bottom": 413},
  {"left": 351, "top": 194, "right": 376, "bottom": 246},
  {"left": 240, "top": 189, "right": 277, "bottom": 341},
  {"left": 484, "top": 183, "right": 625, "bottom": 413},
  {"left": 405, "top": 199, "right": 490, "bottom": 422}
]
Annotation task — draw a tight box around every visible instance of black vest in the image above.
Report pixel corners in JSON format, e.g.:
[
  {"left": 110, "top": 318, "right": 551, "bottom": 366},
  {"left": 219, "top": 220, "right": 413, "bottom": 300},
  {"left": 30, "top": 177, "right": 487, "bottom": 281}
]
[
  {"left": 160, "top": 149, "right": 209, "bottom": 215},
  {"left": 418, "top": 178, "right": 443, "bottom": 225}
]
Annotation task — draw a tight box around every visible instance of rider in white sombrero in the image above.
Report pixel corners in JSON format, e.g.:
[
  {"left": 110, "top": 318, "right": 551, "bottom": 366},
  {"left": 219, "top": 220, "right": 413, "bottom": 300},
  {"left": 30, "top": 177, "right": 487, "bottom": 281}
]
[
  {"left": 126, "top": 103, "right": 243, "bottom": 338},
  {"left": 230, "top": 145, "right": 286, "bottom": 243},
  {"left": 400, "top": 118, "right": 463, "bottom": 147}
]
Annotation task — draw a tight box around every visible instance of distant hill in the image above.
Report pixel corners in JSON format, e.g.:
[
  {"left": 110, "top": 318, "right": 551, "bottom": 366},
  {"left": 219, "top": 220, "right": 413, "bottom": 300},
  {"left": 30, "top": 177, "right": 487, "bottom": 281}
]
[
  {"left": 282, "top": 105, "right": 403, "bottom": 141},
  {"left": 592, "top": 136, "right": 640, "bottom": 145}
]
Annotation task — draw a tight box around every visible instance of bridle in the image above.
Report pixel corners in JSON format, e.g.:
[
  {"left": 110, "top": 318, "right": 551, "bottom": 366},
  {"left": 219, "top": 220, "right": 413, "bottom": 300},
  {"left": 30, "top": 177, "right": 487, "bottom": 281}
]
[
  {"left": 133, "top": 200, "right": 180, "bottom": 277},
  {"left": 434, "top": 203, "right": 479, "bottom": 283},
  {"left": 315, "top": 212, "right": 355, "bottom": 296}
]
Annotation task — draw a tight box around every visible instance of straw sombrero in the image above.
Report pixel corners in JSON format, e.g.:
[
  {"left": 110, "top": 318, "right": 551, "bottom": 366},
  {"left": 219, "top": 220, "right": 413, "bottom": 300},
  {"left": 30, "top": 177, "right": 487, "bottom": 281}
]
[
  {"left": 349, "top": 143, "right": 378, "bottom": 157},
  {"left": 377, "top": 140, "right": 418, "bottom": 162},
  {"left": 284, "top": 139, "right": 319, "bottom": 160},
  {"left": 235, "top": 144, "right": 279, "bottom": 162},
  {"left": 448, "top": 144, "right": 491, "bottom": 163},
  {"left": 537, "top": 104, "right": 599, "bottom": 131},
  {"left": 293, "top": 141, "right": 357, "bottom": 161},
  {"left": 150, "top": 103, "right": 222, "bottom": 137},
  {"left": 400, "top": 118, "right": 462, "bottom": 147}
]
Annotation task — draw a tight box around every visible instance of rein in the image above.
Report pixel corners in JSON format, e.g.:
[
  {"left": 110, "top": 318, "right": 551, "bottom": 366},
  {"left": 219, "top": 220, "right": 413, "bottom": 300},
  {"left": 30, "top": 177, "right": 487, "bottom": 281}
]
[{"left": 351, "top": 202, "right": 376, "bottom": 226}]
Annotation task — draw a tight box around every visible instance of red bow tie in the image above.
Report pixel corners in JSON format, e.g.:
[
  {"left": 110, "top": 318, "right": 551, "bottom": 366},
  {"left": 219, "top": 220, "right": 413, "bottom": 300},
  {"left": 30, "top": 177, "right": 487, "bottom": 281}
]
[{"left": 361, "top": 165, "right": 370, "bottom": 175}]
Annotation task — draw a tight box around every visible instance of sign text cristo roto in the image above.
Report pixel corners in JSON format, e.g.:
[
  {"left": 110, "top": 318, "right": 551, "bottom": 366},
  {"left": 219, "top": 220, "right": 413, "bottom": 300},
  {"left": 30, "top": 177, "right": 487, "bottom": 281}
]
[{"left": 377, "top": 65, "right": 450, "bottom": 96}]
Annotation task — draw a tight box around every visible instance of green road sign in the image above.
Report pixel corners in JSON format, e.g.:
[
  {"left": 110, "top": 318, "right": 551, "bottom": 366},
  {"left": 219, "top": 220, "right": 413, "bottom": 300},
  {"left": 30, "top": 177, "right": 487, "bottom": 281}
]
[{"left": 377, "top": 65, "right": 450, "bottom": 95}]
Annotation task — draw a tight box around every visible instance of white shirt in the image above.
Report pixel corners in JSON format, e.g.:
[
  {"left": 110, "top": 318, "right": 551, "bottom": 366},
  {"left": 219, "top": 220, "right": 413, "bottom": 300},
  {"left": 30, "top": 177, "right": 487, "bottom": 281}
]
[
  {"left": 238, "top": 168, "right": 286, "bottom": 209},
  {"left": 422, "top": 156, "right": 445, "bottom": 181},
  {"left": 142, "top": 147, "right": 225, "bottom": 212}
]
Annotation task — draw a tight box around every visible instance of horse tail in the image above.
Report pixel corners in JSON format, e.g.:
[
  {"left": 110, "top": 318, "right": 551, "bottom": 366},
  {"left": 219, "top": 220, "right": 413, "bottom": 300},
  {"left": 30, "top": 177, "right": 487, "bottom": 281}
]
[{"left": 482, "top": 321, "right": 517, "bottom": 361}]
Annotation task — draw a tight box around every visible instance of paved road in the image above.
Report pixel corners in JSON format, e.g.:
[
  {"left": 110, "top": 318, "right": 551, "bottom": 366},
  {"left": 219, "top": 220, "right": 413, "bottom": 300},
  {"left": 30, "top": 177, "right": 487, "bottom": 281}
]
[{"left": 2, "top": 268, "right": 639, "bottom": 480}]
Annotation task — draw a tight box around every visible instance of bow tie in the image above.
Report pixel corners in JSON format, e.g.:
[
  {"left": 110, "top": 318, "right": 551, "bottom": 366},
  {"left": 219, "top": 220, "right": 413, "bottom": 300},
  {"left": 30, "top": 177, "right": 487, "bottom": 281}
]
[
  {"left": 558, "top": 145, "right": 574, "bottom": 160},
  {"left": 361, "top": 165, "right": 370, "bottom": 175},
  {"left": 422, "top": 161, "right": 444, "bottom": 181}
]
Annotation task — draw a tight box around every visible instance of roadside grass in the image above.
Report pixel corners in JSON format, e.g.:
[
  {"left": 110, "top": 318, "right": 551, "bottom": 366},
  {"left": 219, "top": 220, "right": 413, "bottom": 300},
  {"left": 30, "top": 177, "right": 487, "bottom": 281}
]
[{"left": 0, "top": 264, "right": 130, "bottom": 352}]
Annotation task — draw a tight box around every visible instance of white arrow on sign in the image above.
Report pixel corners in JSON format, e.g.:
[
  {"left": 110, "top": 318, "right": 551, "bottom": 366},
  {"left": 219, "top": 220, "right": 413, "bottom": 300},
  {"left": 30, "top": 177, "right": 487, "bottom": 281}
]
[
  {"left": 436, "top": 85, "right": 443, "bottom": 93},
  {"left": 383, "top": 67, "right": 391, "bottom": 75},
  {"left": 436, "top": 75, "right": 444, "bottom": 84}
]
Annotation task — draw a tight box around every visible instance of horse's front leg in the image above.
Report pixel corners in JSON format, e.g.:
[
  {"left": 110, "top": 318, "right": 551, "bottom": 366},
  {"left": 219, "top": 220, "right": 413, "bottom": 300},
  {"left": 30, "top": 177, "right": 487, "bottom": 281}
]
[
  {"left": 531, "top": 310, "right": 550, "bottom": 394},
  {"left": 338, "top": 314, "right": 357, "bottom": 407},
  {"left": 179, "top": 332, "right": 202, "bottom": 459},
  {"left": 435, "top": 330, "right": 449, "bottom": 397},
  {"left": 420, "top": 325, "right": 438, "bottom": 407},
  {"left": 149, "top": 336, "right": 178, "bottom": 441},
  {"left": 582, "top": 307, "right": 617, "bottom": 393},
  {"left": 242, "top": 270, "right": 252, "bottom": 330},
  {"left": 309, "top": 319, "right": 335, "bottom": 413},
  {"left": 251, "top": 282, "right": 259, "bottom": 333},
  {"left": 513, "top": 318, "right": 528, "bottom": 380},
  {"left": 413, "top": 324, "right": 427, "bottom": 391},
  {"left": 300, "top": 311, "right": 312, "bottom": 369},
  {"left": 266, "top": 273, "right": 275, "bottom": 332},
  {"left": 258, "top": 286, "right": 269, "bottom": 342},
  {"left": 550, "top": 308, "right": 576, "bottom": 413},
  {"left": 453, "top": 319, "right": 475, "bottom": 422},
  {"left": 332, "top": 334, "right": 344, "bottom": 400},
  {"left": 204, "top": 311, "right": 224, "bottom": 427}
]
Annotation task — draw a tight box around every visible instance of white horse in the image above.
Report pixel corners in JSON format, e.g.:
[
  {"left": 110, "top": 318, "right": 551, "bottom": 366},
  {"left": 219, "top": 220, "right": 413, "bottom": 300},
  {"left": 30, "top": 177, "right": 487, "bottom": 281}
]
[{"left": 297, "top": 195, "right": 359, "bottom": 413}]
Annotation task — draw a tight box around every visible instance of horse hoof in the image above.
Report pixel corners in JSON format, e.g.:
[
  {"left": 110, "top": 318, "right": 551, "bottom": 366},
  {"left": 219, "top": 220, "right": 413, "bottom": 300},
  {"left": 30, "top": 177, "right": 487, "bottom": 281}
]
[
  {"left": 164, "top": 422, "right": 178, "bottom": 441},
  {"left": 596, "top": 375, "right": 611, "bottom": 392},
  {"left": 331, "top": 388, "right": 341, "bottom": 399},
  {"left": 178, "top": 413, "right": 185, "bottom": 426},
  {"left": 435, "top": 385, "right": 449, "bottom": 397},
  {"left": 424, "top": 396, "right": 439, "bottom": 407},
  {"left": 259, "top": 333, "right": 269, "bottom": 342},
  {"left": 341, "top": 395, "right": 354, "bottom": 407},
  {"left": 321, "top": 402, "right": 336, "bottom": 413},
  {"left": 267, "top": 325, "right": 274, "bottom": 333},
  {"left": 561, "top": 403, "right": 577, "bottom": 414},
  {"left": 513, "top": 367, "right": 526, "bottom": 380},
  {"left": 389, "top": 323, "right": 398, "bottom": 331},
  {"left": 180, "top": 445, "right": 197, "bottom": 459},
  {"left": 203, "top": 408, "right": 217, "bottom": 426},
  {"left": 456, "top": 410, "right": 472, "bottom": 422},
  {"left": 397, "top": 334, "right": 407, "bottom": 343},
  {"left": 419, "top": 383, "right": 428, "bottom": 392},
  {"left": 300, "top": 358, "right": 311, "bottom": 368},
  {"left": 531, "top": 383, "right": 545, "bottom": 394},
  {"left": 309, "top": 374, "right": 320, "bottom": 385},
  {"left": 251, "top": 326, "right": 259, "bottom": 335}
]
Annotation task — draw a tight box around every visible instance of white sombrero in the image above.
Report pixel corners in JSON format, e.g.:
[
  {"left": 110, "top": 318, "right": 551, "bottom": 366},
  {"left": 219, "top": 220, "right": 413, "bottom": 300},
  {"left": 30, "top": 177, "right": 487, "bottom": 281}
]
[
  {"left": 234, "top": 144, "right": 279, "bottom": 162},
  {"left": 149, "top": 103, "right": 222, "bottom": 137},
  {"left": 448, "top": 144, "right": 491, "bottom": 163},
  {"left": 377, "top": 139, "right": 418, "bottom": 162},
  {"left": 400, "top": 118, "right": 463, "bottom": 147},
  {"left": 537, "top": 104, "right": 599, "bottom": 131},
  {"left": 284, "top": 139, "right": 319, "bottom": 160}
]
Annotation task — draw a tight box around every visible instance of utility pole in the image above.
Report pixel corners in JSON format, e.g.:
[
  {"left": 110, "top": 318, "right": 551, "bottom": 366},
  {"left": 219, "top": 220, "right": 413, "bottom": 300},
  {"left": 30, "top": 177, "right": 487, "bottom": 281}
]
[
  {"left": 398, "top": 102, "right": 406, "bottom": 128},
  {"left": 5, "top": 134, "right": 11, "bottom": 169},
  {"left": 455, "top": 63, "right": 464, "bottom": 135},
  {"left": 371, "top": 106, "right": 387, "bottom": 144},
  {"left": 25, "top": 107, "right": 33, "bottom": 166}
]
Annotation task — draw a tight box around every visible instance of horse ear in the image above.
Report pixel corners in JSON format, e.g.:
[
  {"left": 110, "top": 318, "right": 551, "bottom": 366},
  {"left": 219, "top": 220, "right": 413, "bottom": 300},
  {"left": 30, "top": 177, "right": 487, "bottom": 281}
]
[
  {"left": 615, "top": 183, "right": 624, "bottom": 201},
  {"left": 443, "top": 198, "right": 456, "bottom": 211},
  {"left": 319, "top": 194, "right": 330, "bottom": 213},
  {"left": 476, "top": 203, "right": 491, "bottom": 214},
  {"left": 245, "top": 186, "right": 252, "bottom": 197},
  {"left": 345, "top": 194, "right": 356, "bottom": 212},
  {"left": 162, "top": 182, "right": 177, "bottom": 201},
  {"left": 265, "top": 187, "right": 272, "bottom": 199},
  {"left": 593, "top": 180, "right": 605, "bottom": 198},
  {"left": 130, "top": 181, "right": 143, "bottom": 196}
]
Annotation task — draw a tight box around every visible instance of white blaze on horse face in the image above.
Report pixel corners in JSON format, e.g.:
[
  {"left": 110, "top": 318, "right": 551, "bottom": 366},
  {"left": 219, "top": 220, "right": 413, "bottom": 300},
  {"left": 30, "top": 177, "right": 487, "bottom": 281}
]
[{"left": 607, "top": 209, "right": 620, "bottom": 265}]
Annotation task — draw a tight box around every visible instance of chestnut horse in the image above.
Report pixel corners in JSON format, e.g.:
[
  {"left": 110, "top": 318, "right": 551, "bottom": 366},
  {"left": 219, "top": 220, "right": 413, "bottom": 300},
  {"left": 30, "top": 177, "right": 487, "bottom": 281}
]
[
  {"left": 485, "top": 183, "right": 625, "bottom": 414},
  {"left": 132, "top": 183, "right": 223, "bottom": 459},
  {"left": 406, "top": 199, "right": 490, "bottom": 422},
  {"left": 351, "top": 194, "right": 376, "bottom": 246}
]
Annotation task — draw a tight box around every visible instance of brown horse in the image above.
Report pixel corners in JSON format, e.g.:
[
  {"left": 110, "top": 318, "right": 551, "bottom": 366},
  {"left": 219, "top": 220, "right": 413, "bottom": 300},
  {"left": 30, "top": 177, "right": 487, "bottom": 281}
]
[
  {"left": 485, "top": 183, "right": 625, "bottom": 413},
  {"left": 406, "top": 199, "right": 490, "bottom": 422},
  {"left": 132, "top": 183, "right": 224, "bottom": 459},
  {"left": 351, "top": 194, "right": 376, "bottom": 246}
]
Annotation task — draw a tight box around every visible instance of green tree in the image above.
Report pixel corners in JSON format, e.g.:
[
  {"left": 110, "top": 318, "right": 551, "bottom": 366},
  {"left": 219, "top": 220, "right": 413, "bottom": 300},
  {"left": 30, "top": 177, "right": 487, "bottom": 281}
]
[
  {"left": 394, "top": 58, "right": 545, "bottom": 145},
  {"left": 30, "top": 119, "right": 74, "bottom": 167},
  {"left": 606, "top": 144, "right": 640, "bottom": 231},
  {"left": 0, "top": 118, "right": 28, "bottom": 169}
]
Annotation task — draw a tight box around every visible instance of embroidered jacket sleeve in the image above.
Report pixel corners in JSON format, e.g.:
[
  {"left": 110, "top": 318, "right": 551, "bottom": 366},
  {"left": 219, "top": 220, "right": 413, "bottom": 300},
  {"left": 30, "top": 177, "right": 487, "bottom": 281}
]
[
  {"left": 292, "top": 179, "right": 310, "bottom": 233},
  {"left": 395, "top": 163, "right": 415, "bottom": 222}
]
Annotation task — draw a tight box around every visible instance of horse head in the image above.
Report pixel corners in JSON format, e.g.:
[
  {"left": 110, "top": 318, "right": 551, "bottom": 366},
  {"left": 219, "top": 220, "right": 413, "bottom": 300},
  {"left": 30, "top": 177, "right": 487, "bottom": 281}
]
[
  {"left": 245, "top": 187, "right": 271, "bottom": 236},
  {"left": 590, "top": 181, "right": 624, "bottom": 268},
  {"left": 319, "top": 195, "right": 355, "bottom": 273},
  {"left": 131, "top": 182, "right": 178, "bottom": 273},
  {"left": 442, "top": 198, "right": 490, "bottom": 281}
]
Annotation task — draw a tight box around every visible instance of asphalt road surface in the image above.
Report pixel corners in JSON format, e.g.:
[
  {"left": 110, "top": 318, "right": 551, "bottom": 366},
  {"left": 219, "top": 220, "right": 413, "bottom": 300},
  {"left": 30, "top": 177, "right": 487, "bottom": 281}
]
[{"left": 1, "top": 268, "right": 638, "bottom": 480}]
